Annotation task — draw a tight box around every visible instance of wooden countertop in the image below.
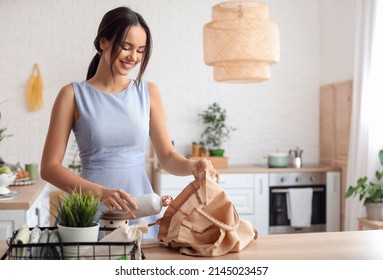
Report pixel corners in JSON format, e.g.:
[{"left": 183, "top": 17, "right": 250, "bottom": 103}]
[
  {"left": 0, "top": 178, "right": 47, "bottom": 210},
  {"left": 2, "top": 230, "right": 382, "bottom": 260},
  {"left": 142, "top": 230, "right": 383, "bottom": 260},
  {"left": 159, "top": 164, "right": 341, "bottom": 174}
]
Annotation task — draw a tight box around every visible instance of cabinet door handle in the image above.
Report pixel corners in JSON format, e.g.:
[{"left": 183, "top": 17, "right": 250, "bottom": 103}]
[
  {"left": 260, "top": 179, "right": 263, "bottom": 195},
  {"left": 35, "top": 208, "right": 41, "bottom": 227}
]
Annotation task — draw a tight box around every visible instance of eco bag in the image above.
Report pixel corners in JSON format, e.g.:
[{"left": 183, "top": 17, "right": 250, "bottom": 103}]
[
  {"left": 157, "top": 170, "right": 258, "bottom": 257},
  {"left": 26, "top": 63, "right": 44, "bottom": 112}
]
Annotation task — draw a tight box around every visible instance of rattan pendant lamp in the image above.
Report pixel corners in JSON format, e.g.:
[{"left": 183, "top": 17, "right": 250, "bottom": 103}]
[{"left": 203, "top": 0, "right": 280, "bottom": 83}]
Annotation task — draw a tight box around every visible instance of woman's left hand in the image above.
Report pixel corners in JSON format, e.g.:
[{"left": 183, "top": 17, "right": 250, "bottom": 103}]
[{"left": 191, "top": 158, "right": 220, "bottom": 183}]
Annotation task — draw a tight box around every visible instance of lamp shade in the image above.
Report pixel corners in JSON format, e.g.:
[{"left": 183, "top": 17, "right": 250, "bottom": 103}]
[{"left": 203, "top": 1, "right": 280, "bottom": 83}]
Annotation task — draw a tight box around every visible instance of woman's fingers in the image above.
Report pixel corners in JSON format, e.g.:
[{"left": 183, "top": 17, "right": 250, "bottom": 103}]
[
  {"left": 103, "top": 189, "right": 138, "bottom": 218},
  {"left": 193, "top": 158, "right": 220, "bottom": 183}
]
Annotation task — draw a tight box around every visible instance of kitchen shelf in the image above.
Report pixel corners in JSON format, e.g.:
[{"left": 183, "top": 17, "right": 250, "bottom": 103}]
[{"left": 358, "top": 217, "right": 383, "bottom": 230}]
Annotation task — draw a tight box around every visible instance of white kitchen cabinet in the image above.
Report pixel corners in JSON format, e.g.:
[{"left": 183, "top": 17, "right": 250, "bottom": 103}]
[
  {"left": 0, "top": 184, "right": 50, "bottom": 240},
  {"left": 326, "top": 172, "right": 341, "bottom": 232}
]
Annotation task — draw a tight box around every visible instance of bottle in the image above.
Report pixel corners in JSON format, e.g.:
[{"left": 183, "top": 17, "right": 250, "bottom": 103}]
[
  {"left": 199, "top": 144, "right": 210, "bottom": 157},
  {"left": 130, "top": 193, "right": 173, "bottom": 219},
  {"left": 192, "top": 142, "right": 202, "bottom": 157}
]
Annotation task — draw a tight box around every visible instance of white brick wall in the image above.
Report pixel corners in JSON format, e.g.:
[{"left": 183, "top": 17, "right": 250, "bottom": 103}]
[{"left": 0, "top": 0, "right": 354, "bottom": 168}]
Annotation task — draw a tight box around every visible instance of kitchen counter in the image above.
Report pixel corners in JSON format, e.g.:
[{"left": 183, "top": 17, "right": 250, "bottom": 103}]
[
  {"left": 140, "top": 230, "right": 383, "bottom": 260},
  {"left": 2, "top": 230, "right": 382, "bottom": 260},
  {"left": 159, "top": 164, "right": 341, "bottom": 174},
  {"left": 0, "top": 178, "right": 47, "bottom": 210}
]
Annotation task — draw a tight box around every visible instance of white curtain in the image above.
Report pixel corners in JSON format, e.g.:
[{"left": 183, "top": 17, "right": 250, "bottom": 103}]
[{"left": 345, "top": 0, "right": 383, "bottom": 231}]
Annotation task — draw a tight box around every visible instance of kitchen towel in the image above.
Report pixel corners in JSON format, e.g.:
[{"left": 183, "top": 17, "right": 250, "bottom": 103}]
[
  {"left": 13, "top": 223, "right": 30, "bottom": 258},
  {"left": 286, "top": 188, "right": 313, "bottom": 227},
  {"left": 29, "top": 226, "right": 42, "bottom": 258}
]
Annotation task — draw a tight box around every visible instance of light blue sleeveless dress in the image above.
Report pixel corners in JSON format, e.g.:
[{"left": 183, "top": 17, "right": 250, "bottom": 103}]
[{"left": 72, "top": 80, "right": 159, "bottom": 239}]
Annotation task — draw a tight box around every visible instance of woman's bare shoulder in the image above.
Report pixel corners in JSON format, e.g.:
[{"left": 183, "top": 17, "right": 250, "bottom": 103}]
[
  {"left": 60, "top": 83, "right": 75, "bottom": 95},
  {"left": 51, "top": 83, "right": 76, "bottom": 110},
  {"left": 55, "top": 83, "right": 75, "bottom": 100},
  {"left": 147, "top": 81, "right": 161, "bottom": 98}
]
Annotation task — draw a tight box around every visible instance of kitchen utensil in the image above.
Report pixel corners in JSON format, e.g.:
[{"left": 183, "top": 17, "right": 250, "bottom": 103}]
[
  {"left": 268, "top": 153, "right": 289, "bottom": 168},
  {"left": 288, "top": 147, "right": 303, "bottom": 168},
  {"left": 289, "top": 156, "right": 302, "bottom": 168}
]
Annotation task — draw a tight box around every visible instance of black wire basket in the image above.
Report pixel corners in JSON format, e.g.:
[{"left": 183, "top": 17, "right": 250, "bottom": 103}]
[{"left": 1, "top": 227, "right": 145, "bottom": 260}]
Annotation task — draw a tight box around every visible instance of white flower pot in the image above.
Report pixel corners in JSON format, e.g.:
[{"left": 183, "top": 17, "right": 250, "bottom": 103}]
[
  {"left": 58, "top": 223, "right": 99, "bottom": 259},
  {"left": 365, "top": 202, "right": 383, "bottom": 221}
]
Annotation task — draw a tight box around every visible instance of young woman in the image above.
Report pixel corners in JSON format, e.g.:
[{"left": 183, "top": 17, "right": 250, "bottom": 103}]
[{"left": 41, "top": 6, "right": 219, "bottom": 238}]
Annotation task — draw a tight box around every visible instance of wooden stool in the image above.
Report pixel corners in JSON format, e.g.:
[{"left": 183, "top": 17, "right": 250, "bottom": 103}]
[{"left": 358, "top": 217, "right": 383, "bottom": 230}]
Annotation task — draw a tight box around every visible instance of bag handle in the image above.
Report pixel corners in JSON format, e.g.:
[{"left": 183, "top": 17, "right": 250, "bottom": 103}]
[
  {"left": 195, "top": 206, "right": 241, "bottom": 231},
  {"left": 32, "top": 63, "right": 41, "bottom": 77}
]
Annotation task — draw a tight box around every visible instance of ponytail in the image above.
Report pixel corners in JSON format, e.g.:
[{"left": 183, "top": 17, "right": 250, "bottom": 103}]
[{"left": 86, "top": 53, "right": 101, "bottom": 80}]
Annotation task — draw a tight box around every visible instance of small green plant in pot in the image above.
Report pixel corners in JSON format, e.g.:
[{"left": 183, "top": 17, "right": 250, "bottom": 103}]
[
  {"left": 0, "top": 101, "right": 13, "bottom": 145},
  {"left": 55, "top": 188, "right": 101, "bottom": 227},
  {"left": 198, "top": 102, "right": 236, "bottom": 156},
  {"left": 345, "top": 150, "right": 383, "bottom": 221},
  {"left": 54, "top": 188, "right": 101, "bottom": 258}
]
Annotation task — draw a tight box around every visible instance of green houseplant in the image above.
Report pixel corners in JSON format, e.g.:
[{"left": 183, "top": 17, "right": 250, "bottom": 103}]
[
  {"left": 55, "top": 188, "right": 101, "bottom": 227},
  {"left": 198, "top": 102, "right": 236, "bottom": 156},
  {"left": 54, "top": 188, "right": 101, "bottom": 258},
  {"left": 345, "top": 150, "right": 383, "bottom": 221},
  {"left": 0, "top": 101, "right": 13, "bottom": 166},
  {"left": 0, "top": 102, "right": 12, "bottom": 144}
]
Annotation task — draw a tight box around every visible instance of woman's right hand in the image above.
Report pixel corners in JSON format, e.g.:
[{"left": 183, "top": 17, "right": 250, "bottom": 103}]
[{"left": 100, "top": 188, "right": 139, "bottom": 218}]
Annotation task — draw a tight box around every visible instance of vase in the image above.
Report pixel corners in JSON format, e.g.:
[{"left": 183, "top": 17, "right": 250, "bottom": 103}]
[
  {"left": 58, "top": 223, "right": 100, "bottom": 259},
  {"left": 365, "top": 202, "right": 383, "bottom": 221}
]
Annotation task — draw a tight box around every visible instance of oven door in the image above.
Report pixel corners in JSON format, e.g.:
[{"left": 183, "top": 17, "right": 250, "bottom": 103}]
[{"left": 269, "top": 185, "right": 326, "bottom": 234}]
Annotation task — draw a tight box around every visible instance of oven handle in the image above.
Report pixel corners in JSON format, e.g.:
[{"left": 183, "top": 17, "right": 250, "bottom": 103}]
[{"left": 271, "top": 187, "right": 324, "bottom": 193}]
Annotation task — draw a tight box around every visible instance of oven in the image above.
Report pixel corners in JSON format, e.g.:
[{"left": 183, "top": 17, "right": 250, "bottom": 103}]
[{"left": 269, "top": 172, "right": 327, "bottom": 234}]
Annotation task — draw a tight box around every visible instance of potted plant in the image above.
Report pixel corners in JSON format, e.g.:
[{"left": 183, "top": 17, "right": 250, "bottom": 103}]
[
  {"left": 0, "top": 101, "right": 13, "bottom": 167},
  {"left": 0, "top": 101, "right": 13, "bottom": 156},
  {"left": 198, "top": 102, "right": 236, "bottom": 156},
  {"left": 54, "top": 188, "right": 101, "bottom": 258},
  {"left": 345, "top": 150, "right": 383, "bottom": 221}
]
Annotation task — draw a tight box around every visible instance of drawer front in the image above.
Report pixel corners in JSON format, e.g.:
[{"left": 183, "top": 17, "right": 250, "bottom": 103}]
[
  {"left": 160, "top": 174, "right": 194, "bottom": 189},
  {"left": 223, "top": 188, "right": 254, "bottom": 214},
  {"left": 218, "top": 173, "right": 254, "bottom": 189}
]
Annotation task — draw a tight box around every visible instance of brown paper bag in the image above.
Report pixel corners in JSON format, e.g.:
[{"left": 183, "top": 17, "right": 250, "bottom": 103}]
[{"left": 157, "top": 170, "right": 257, "bottom": 257}]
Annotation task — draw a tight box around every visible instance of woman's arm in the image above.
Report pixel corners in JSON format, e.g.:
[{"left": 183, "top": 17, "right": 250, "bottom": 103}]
[
  {"left": 148, "top": 82, "right": 219, "bottom": 181},
  {"left": 40, "top": 84, "right": 138, "bottom": 215}
]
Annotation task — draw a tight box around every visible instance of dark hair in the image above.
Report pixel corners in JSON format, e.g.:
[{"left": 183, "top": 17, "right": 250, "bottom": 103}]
[{"left": 86, "top": 6, "right": 152, "bottom": 86}]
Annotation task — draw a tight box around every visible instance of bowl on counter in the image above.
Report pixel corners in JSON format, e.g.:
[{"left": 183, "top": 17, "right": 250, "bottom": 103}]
[
  {"left": 0, "top": 173, "right": 16, "bottom": 195},
  {"left": 267, "top": 153, "right": 289, "bottom": 168}
]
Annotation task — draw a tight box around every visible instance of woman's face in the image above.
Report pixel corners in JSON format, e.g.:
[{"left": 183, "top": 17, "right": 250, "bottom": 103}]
[{"left": 104, "top": 25, "right": 147, "bottom": 77}]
